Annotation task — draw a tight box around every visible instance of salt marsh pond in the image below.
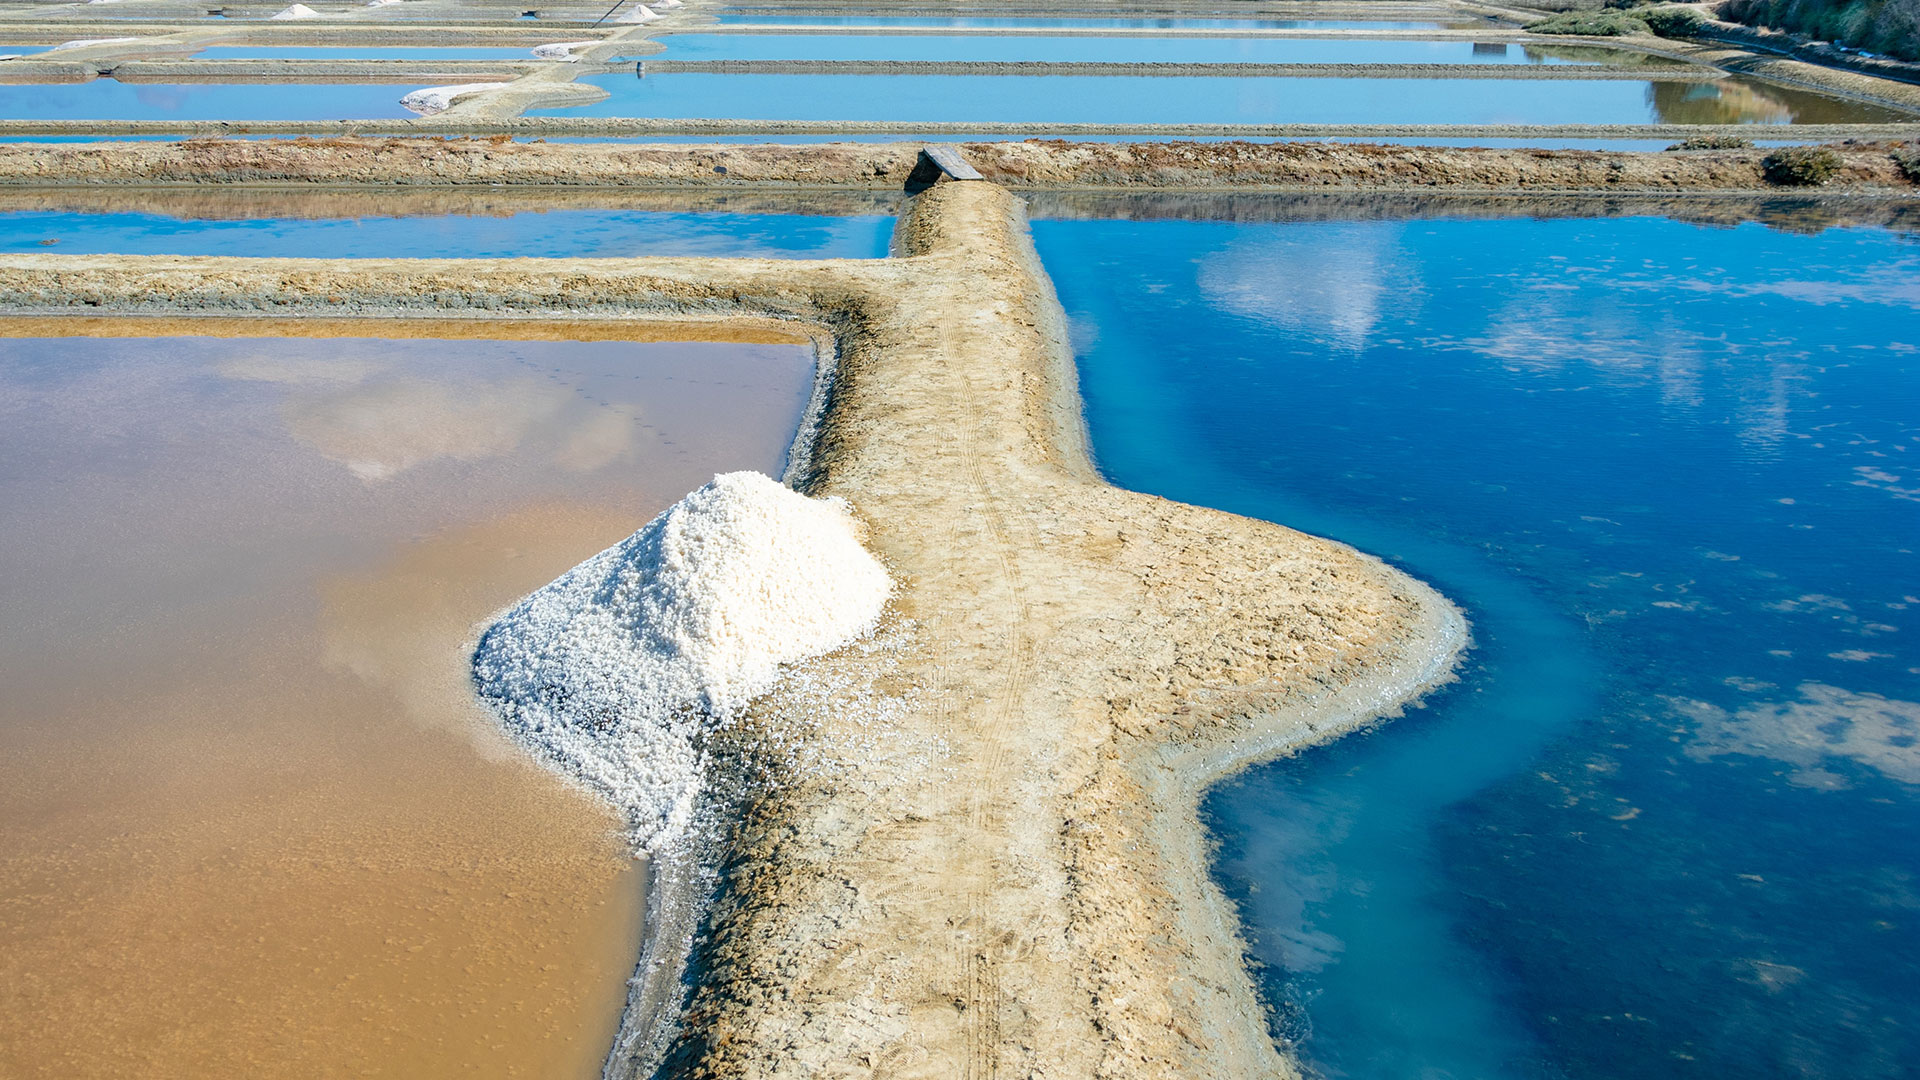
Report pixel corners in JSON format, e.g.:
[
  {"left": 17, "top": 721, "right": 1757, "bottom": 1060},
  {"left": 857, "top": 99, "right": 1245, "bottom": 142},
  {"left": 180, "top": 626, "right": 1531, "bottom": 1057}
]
[
  {"left": 189, "top": 45, "right": 543, "bottom": 59},
  {"left": 0, "top": 80, "right": 430, "bottom": 121},
  {"left": 543, "top": 71, "right": 1906, "bottom": 125},
  {"left": 1034, "top": 198, "right": 1920, "bottom": 1080},
  {"left": 643, "top": 32, "right": 1645, "bottom": 64},
  {"left": 0, "top": 203, "right": 897, "bottom": 258},
  {"left": 709, "top": 14, "right": 1467, "bottom": 28},
  {"left": 0, "top": 329, "right": 816, "bottom": 1077}
]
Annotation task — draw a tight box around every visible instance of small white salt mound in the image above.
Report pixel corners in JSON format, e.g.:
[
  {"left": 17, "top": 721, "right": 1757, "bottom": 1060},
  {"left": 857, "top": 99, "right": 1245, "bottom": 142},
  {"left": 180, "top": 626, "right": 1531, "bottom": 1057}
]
[
  {"left": 366, "top": 0, "right": 400, "bottom": 6},
  {"left": 472, "top": 471, "right": 890, "bottom": 853},
  {"left": 399, "top": 81, "right": 499, "bottom": 115},
  {"left": 269, "top": 3, "right": 319, "bottom": 18},
  {"left": 618, "top": 3, "right": 660, "bottom": 23},
  {"left": 656, "top": 0, "right": 683, "bottom": 8},
  {"left": 52, "top": 37, "right": 139, "bottom": 51},
  {"left": 531, "top": 40, "right": 598, "bottom": 60}
]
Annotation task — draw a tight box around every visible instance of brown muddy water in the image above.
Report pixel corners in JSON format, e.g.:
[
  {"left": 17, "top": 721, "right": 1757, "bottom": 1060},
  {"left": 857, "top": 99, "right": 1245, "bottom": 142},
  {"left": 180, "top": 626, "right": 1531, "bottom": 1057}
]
[{"left": 0, "top": 325, "right": 816, "bottom": 1078}]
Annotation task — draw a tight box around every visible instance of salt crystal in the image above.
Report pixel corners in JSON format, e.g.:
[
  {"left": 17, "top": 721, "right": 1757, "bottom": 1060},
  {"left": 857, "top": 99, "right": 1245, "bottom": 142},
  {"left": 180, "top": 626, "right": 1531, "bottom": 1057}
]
[{"left": 472, "top": 472, "right": 890, "bottom": 854}]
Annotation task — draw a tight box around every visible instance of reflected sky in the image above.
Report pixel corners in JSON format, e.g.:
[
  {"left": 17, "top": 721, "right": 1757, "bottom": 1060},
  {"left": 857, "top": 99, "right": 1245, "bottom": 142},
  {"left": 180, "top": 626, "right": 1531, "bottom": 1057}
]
[
  {"left": 711, "top": 15, "right": 1464, "bottom": 28},
  {"left": 644, "top": 33, "right": 1638, "bottom": 65},
  {"left": 190, "top": 45, "right": 542, "bottom": 59},
  {"left": 540, "top": 71, "right": 1906, "bottom": 124},
  {"left": 0, "top": 79, "right": 423, "bottom": 120},
  {"left": 0, "top": 207, "right": 895, "bottom": 259}
]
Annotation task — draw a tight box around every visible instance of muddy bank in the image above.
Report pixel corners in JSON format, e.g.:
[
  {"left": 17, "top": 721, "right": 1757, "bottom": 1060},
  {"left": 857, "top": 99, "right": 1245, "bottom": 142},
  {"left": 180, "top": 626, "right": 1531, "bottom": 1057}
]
[
  {"left": 1021, "top": 188, "right": 1920, "bottom": 230},
  {"left": 0, "top": 181, "right": 1463, "bottom": 1078},
  {"left": 4, "top": 136, "right": 1920, "bottom": 191}
]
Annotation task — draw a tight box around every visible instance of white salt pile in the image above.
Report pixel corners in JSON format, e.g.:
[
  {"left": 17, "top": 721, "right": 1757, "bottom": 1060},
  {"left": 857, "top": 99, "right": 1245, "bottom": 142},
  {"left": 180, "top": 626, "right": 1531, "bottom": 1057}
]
[
  {"left": 619, "top": 3, "right": 661, "bottom": 23},
  {"left": 531, "top": 40, "right": 598, "bottom": 61},
  {"left": 269, "top": 3, "right": 320, "bottom": 19},
  {"left": 51, "top": 37, "right": 139, "bottom": 51},
  {"left": 472, "top": 472, "right": 890, "bottom": 854},
  {"left": 399, "top": 82, "right": 499, "bottom": 115}
]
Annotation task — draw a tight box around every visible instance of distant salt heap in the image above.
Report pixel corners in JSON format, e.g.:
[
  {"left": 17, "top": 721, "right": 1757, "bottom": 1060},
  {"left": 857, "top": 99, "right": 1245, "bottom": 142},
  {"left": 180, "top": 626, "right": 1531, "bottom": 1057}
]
[
  {"left": 399, "top": 82, "right": 499, "bottom": 114},
  {"left": 619, "top": 3, "right": 661, "bottom": 23},
  {"left": 531, "top": 40, "right": 598, "bottom": 61},
  {"left": 472, "top": 472, "right": 890, "bottom": 854},
  {"left": 269, "top": 3, "right": 320, "bottom": 19},
  {"left": 51, "top": 37, "right": 139, "bottom": 51}
]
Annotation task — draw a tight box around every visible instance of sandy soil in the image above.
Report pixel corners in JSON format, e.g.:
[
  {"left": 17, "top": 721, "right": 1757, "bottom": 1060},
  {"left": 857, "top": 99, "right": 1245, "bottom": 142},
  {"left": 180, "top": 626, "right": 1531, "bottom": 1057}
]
[
  {"left": 4, "top": 136, "right": 1920, "bottom": 191},
  {"left": 659, "top": 181, "right": 1465, "bottom": 1080},
  {"left": 0, "top": 180, "right": 1463, "bottom": 1078}
]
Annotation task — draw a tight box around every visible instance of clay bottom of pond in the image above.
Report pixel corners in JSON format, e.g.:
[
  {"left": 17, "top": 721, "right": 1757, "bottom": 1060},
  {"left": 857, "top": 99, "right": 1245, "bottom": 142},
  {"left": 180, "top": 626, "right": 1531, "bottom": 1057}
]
[{"left": 0, "top": 328, "right": 816, "bottom": 1079}]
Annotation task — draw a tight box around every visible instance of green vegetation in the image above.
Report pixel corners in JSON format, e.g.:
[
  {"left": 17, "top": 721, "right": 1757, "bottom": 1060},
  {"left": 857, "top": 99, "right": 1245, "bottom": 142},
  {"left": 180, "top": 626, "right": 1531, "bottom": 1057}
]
[
  {"left": 1722, "top": 0, "right": 1920, "bottom": 61},
  {"left": 1666, "top": 135, "right": 1756, "bottom": 148},
  {"left": 1526, "top": 8, "right": 1659, "bottom": 34},
  {"left": 1526, "top": 4, "right": 1707, "bottom": 37},
  {"left": 1641, "top": 5, "right": 1709, "bottom": 34},
  {"left": 1761, "top": 145, "right": 1844, "bottom": 183}
]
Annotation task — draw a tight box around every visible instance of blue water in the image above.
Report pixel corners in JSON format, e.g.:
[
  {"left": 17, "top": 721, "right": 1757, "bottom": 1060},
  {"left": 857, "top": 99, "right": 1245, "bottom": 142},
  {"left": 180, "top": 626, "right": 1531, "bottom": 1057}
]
[
  {"left": 0, "top": 207, "right": 895, "bottom": 259},
  {"left": 1031, "top": 205, "right": 1920, "bottom": 1080},
  {"left": 537, "top": 72, "right": 1902, "bottom": 124},
  {"left": 711, "top": 15, "right": 1463, "bottom": 29},
  {"left": 0, "top": 80, "right": 422, "bottom": 120},
  {"left": 641, "top": 33, "right": 1628, "bottom": 65},
  {"left": 189, "top": 46, "right": 543, "bottom": 59}
]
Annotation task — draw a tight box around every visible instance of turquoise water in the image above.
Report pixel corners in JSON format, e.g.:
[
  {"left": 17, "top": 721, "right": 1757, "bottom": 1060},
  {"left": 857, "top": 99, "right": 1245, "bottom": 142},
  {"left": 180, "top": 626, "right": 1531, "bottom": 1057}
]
[
  {"left": 537, "top": 72, "right": 1904, "bottom": 124},
  {"left": 642, "top": 33, "right": 1628, "bottom": 65},
  {"left": 0, "top": 206, "right": 895, "bottom": 258},
  {"left": 0, "top": 80, "right": 421, "bottom": 120},
  {"left": 1031, "top": 204, "right": 1919, "bottom": 1079},
  {"left": 189, "top": 46, "right": 543, "bottom": 59}
]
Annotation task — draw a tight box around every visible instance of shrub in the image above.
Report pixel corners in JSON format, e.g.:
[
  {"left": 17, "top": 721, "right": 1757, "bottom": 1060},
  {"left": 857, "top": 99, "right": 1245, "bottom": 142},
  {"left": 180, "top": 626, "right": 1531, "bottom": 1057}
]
[
  {"left": 1721, "top": 0, "right": 1920, "bottom": 63},
  {"left": 1891, "top": 144, "right": 1920, "bottom": 181},
  {"left": 1762, "top": 145, "right": 1845, "bottom": 184},
  {"left": 1642, "top": 5, "right": 1709, "bottom": 35},
  {"left": 1525, "top": 9, "right": 1654, "bottom": 34},
  {"left": 1667, "top": 135, "right": 1756, "bottom": 149}
]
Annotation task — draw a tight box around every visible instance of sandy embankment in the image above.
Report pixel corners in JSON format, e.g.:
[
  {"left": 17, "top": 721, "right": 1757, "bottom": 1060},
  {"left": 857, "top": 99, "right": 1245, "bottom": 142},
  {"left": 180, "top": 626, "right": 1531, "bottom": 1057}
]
[
  {"left": 2, "top": 136, "right": 1919, "bottom": 191},
  {"left": 0, "top": 181, "right": 1463, "bottom": 1077}
]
